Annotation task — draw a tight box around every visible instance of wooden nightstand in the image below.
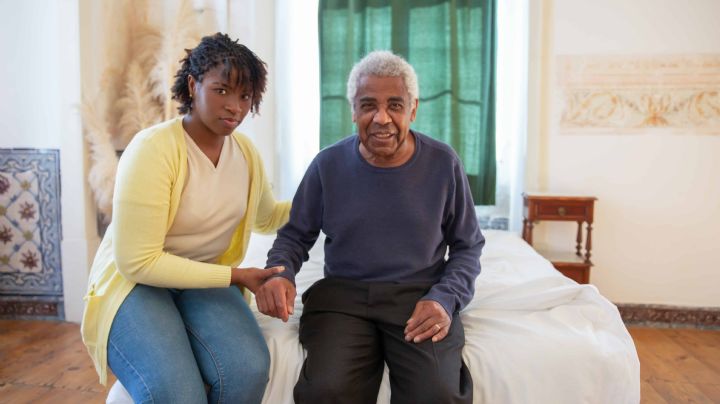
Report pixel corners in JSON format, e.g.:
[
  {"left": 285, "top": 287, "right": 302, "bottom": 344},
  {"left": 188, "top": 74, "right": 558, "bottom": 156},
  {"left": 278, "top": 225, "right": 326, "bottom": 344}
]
[{"left": 521, "top": 193, "right": 597, "bottom": 284}]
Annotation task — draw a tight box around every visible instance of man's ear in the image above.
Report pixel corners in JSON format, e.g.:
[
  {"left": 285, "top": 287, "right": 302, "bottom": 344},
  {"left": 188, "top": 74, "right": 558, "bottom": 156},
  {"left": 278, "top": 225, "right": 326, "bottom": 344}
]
[{"left": 410, "top": 98, "right": 419, "bottom": 122}]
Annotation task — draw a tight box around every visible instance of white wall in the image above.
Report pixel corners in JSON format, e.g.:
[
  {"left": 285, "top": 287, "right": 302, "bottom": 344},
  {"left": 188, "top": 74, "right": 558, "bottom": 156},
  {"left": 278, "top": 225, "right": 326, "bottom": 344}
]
[
  {"left": 528, "top": 0, "right": 720, "bottom": 307},
  {"left": 0, "top": 0, "right": 96, "bottom": 322},
  {"left": 228, "top": 0, "right": 279, "bottom": 186}
]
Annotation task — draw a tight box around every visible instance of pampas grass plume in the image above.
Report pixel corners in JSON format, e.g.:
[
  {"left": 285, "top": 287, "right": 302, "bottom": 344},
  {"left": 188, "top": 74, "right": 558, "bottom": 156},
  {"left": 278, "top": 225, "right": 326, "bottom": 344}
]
[
  {"left": 116, "top": 61, "right": 163, "bottom": 147},
  {"left": 149, "top": 0, "right": 201, "bottom": 120},
  {"left": 81, "top": 98, "right": 118, "bottom": 223}
]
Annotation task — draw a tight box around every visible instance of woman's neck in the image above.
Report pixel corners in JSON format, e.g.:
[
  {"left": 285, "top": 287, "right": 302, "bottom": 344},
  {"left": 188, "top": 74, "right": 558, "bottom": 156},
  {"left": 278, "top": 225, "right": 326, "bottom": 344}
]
[{"left": 182, "top": 115, "right": 225, "bottom": 166}]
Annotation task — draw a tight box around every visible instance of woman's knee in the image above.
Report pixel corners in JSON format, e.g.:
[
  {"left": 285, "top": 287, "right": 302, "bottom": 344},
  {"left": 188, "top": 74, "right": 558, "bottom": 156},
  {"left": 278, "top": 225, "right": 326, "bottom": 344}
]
[
  {"left": 145, "top": 376, "right": 206, "bottom": 404},
  {"left": 235, "top": 346, "right": 270, "bottom": 385},
  {"left": 112, "top": 354, "right": 205, "bottom": 404},
  {"left": 209, "top": 346, "right": 270, "bottom": 402}
]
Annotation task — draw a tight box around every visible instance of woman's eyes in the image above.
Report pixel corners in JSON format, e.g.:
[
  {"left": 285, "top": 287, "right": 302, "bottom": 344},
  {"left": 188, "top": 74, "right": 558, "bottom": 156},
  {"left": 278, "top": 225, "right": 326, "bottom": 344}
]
[{"left": 213, "top": 89, "right": 251, "bottom": 101}]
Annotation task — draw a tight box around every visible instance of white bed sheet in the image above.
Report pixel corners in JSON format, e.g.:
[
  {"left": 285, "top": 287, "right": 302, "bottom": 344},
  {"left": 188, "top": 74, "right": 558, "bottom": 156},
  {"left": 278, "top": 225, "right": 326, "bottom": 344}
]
[{"left": 107, "top": 230, "right": 640, "bottom": 404}]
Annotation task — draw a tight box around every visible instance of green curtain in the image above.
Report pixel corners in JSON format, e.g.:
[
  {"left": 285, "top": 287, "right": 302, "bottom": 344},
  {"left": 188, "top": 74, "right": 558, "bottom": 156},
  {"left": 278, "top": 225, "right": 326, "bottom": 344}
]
[{"left": 319, "top": 0, "right": 497, "bottom": 205}]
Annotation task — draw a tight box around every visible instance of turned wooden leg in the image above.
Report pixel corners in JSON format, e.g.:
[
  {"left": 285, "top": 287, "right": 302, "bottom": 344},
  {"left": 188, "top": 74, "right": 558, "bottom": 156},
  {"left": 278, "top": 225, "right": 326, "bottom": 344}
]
[
  {"left": 575, "top": 221, "right": 582, "bottom": 256},
  {"left": 526, "top": 221, "right": 534, "bottom": 245},
  {"left": 585, "top": 222, "right": 593, "bottom": 263}
]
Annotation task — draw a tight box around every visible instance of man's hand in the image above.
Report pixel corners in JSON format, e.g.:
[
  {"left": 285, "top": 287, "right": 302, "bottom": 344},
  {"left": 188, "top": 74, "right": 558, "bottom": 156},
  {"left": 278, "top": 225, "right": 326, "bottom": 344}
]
[
  {"left": 230, "top": 266, "right": 284, "bottom": 294},
  {"left": 404, "top": 300, "right": 451, "bottom": 343},
  {"left": 255, "top": 276, "right": 296, "bottom": 322}
]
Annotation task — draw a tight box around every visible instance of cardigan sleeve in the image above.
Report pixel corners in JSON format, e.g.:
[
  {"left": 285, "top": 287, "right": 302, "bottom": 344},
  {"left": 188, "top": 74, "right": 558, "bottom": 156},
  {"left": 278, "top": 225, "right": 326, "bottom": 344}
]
[
  {"left": 253, "top": 171, "right": 291, "bottom": 234},
  {"left": 111, "top": 133, "right": 231, "bottom": 288}
]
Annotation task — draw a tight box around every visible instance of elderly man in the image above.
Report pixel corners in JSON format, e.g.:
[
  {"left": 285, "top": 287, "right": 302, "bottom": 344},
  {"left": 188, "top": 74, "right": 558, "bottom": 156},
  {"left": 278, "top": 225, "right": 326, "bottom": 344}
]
[{"left": 256, "top": 50, "right": 484, "bottom": 404}]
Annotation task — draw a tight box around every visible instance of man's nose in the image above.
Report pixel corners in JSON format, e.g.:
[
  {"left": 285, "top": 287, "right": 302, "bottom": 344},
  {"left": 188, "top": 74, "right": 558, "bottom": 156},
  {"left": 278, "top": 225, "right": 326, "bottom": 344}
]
[{"left": 373, "top": 107, "right": 391, "bottom": 124}]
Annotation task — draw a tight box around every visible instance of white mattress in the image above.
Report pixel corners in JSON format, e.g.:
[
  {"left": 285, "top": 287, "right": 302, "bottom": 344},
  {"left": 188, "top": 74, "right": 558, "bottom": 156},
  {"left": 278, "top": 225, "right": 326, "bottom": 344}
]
[{"left": 108, "top": 230, "right": 640, "bottom": 404}]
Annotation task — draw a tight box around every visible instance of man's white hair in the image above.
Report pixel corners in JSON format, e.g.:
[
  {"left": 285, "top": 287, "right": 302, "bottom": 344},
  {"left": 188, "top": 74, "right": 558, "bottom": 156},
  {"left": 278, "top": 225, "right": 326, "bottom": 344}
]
[{"left": 346, "top": 50, "right": 419, "bottom": 107}]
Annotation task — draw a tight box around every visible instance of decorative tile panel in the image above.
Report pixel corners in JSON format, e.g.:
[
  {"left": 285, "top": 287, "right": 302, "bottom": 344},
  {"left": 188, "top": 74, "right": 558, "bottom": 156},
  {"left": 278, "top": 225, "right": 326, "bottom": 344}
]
[
  {"left": 0, "top": 149, "right": 63, "bottom": 319},
  {"left": 557, "top": 54, "right": 720, "bottom": 133},
  {"left": 618, "top": 304, "right": 720, "bottom": 330}
]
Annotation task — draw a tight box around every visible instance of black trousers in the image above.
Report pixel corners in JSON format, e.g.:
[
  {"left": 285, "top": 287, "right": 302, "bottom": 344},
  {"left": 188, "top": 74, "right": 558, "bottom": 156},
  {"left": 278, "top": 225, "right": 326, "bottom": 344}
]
[{"left": 294, "top": 278, "right": 472, "bottom": 404}]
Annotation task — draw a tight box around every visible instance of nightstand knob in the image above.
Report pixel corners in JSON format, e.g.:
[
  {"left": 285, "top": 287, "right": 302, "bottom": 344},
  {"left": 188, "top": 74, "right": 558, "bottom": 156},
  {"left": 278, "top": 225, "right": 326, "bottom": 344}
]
[{"left": 557, "top": 207, "right": 567, "bottom": 216}]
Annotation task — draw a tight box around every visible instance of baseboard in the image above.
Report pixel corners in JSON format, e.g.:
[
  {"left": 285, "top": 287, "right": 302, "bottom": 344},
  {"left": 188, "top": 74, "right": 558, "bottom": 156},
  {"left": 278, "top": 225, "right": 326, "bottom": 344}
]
[
  {"left": 617, "top": 303, "right": 720, "bottom": 329},
  {"left": 0, "top": 297, "right": 64, "bottom": 320}
]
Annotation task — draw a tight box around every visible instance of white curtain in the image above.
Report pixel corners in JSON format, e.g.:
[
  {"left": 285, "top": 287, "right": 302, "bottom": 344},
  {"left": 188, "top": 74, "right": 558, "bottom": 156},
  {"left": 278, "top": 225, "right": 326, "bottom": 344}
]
[
  {"left": 273, "top": 0, "right": 321, "bottom": 200},
  {"left": 477, "top": 0, "right": 528, "bottom": 232}
]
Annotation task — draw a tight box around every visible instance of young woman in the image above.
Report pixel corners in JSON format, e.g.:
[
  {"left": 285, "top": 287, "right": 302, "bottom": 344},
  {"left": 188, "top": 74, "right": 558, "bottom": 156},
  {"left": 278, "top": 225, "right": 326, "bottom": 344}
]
[{"left": 81, "top": 33, "right": 289, "bottom": 403}]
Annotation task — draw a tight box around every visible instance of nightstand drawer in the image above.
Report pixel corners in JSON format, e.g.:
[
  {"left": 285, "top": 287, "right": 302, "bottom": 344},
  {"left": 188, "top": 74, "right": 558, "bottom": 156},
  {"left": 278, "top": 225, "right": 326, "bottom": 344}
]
[{"left": 534, "top": 202, "right": 589, "bottom": 221}]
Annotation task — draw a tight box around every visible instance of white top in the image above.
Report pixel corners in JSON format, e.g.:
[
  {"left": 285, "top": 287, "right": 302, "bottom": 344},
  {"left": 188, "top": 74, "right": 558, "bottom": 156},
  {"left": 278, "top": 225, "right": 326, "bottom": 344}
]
[{"left": 164, "top": 133, "right": 249, "bottom": 263}]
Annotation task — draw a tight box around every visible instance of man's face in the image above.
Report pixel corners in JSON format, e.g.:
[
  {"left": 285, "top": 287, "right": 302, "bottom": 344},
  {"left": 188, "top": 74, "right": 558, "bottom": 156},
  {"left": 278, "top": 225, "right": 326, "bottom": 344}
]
[{"left": 352, "top": 75, "right": 418, "bottom": 167}]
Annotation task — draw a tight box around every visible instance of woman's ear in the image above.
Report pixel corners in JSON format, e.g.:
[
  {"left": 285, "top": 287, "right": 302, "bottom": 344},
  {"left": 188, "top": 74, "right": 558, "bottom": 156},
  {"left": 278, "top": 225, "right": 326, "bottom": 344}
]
[{"left": 187, "top": 75, "right": 197, "bottom": 98}]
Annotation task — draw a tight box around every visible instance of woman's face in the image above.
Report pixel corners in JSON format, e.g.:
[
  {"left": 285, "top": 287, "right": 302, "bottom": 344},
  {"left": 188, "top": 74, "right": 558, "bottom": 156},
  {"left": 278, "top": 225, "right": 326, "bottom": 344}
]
[{"left": 188, "top": 65, "right": 253, "bottom": 137}]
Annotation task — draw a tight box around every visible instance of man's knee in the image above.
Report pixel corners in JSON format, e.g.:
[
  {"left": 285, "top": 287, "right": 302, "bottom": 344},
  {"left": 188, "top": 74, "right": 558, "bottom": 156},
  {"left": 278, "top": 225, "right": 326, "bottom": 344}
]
[
  {"left": 404, "top": 381, "right": 454, "bottom": 404},
  {"left": 295, "top": 376, "right": 347, "bottom": 400},
  {"left": 294, "top": 371, "right": 379, "bottom": 404},
  {"left": 396, "top": 366, "right": 473, "bottom": 404}
]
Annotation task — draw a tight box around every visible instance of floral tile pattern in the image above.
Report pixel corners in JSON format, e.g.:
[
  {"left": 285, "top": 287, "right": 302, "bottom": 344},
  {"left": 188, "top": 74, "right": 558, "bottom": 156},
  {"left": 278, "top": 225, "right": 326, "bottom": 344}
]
[
  {"left": 618, "top": 304, "right": 720, "bottom": 330},
  {"left": 556, "top": 54, "right": 720, "bottom": 133},
  {"left": 0, "top": 149, "right": 63, "bottom": 319}
]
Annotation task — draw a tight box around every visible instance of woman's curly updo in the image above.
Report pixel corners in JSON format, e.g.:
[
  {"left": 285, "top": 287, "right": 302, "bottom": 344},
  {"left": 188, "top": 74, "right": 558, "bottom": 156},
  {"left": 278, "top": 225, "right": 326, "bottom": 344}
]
[{"left": 171, "top": 33, "right": 268, "bottom": 115}]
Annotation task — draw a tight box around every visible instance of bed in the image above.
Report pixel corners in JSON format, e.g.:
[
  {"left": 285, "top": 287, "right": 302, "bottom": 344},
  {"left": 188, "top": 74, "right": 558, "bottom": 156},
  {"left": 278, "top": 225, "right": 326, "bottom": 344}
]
[{"left": 107, "top": 230, "right": 640, "bottom": 403}]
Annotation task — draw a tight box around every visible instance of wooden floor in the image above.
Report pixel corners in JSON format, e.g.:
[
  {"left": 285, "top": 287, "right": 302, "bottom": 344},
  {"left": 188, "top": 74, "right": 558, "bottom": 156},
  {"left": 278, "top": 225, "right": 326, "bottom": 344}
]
[
  {"left": 1, "top": 321, "right": 719, "bottom": 403},
  {"left": 0, "top": 320, "right": 114, "bottom": 403},
  {"left": 632, "top": 327, "right": 720, "bottom": 403}
]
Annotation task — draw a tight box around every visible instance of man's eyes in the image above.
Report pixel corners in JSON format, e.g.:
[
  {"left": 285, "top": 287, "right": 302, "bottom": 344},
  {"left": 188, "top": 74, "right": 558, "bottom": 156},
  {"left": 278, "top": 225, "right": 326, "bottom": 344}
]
[{"left": 359, "top": 102, "right": 404, "bottom": 111}]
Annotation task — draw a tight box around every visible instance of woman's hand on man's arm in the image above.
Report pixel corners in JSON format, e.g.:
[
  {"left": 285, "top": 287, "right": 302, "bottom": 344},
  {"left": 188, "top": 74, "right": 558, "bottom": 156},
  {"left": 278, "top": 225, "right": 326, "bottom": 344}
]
[{"left": 231, "top": 266, "right": 285, "bottom": 294}]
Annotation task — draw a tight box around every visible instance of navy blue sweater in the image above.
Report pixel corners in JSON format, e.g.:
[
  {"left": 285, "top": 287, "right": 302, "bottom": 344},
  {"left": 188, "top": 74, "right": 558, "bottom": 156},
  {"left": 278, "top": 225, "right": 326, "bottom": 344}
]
[{"left": 267, "top": 131, "right": 484, "bottom": 315}]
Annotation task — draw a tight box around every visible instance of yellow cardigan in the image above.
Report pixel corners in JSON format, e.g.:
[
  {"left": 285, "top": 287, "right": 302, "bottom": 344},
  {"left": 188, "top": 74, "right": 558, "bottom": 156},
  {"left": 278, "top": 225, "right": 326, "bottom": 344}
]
[{"left": 81, "top": 117, "right": 290, "bottom": 385}]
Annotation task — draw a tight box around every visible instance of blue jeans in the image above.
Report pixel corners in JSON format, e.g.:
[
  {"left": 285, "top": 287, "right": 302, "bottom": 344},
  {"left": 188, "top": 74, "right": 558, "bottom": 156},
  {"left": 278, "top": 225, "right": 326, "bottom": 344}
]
[{"left": 108, "top": 284, "right": 269, "bottom": 404}]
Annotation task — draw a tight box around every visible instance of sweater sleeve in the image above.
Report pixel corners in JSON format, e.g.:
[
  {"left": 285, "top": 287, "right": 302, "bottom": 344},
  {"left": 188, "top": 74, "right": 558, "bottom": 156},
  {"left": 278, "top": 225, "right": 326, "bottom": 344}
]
[
  {"left": 421, "top": 160, "right": 484, "bottom": 315},
  {"left": 265, "top": 160, "right": 323, "bottom": 284},
  {"left": 111, "top": 135, "right": 231, "bottom": 288}
]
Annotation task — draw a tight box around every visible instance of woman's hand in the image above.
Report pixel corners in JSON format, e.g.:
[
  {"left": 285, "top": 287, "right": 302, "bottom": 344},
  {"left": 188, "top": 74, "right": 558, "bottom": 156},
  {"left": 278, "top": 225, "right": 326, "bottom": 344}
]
[{"left": 231, "top": 266, "right": 284, "bottom": 294}]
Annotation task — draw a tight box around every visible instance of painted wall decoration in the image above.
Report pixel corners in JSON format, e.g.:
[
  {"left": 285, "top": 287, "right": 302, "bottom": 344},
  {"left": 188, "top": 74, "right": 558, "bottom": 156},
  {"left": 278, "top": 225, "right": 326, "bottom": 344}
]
[
  {"left": 556, "top": 54, "right": 720, "bottom": 133},
  {"left": 0, "top": 149, "right": 63, "bottom": 319}
]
